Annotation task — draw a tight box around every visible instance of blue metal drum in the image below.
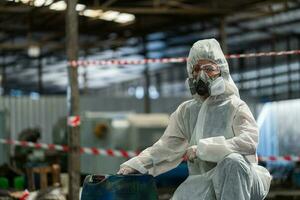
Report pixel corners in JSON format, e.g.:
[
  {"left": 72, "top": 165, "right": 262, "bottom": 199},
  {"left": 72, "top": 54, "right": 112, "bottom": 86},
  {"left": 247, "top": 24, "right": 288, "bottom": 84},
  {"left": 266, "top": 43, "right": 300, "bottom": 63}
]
[{"left": 81, "top": 174, "right": 158, "bottom": 200}]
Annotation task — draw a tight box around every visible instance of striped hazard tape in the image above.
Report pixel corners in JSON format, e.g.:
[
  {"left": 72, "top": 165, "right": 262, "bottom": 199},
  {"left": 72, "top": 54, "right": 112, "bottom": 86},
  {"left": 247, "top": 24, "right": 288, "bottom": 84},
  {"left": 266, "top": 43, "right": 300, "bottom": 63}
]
[
  {"left": 0, "top": 138, "right": 299, "bottom": 161},
  {"left": 0, "top": 138, "right": 138, "bottom": 158},
  {"left": 68, "top": 115, "right": 81, "bottom": 127},
  {"left": 68, "top": 50, "right": 300, "bottom": 67},
  {"left": 258, "top": 155, "right": 300, "bottom": 162},
  {"left": 225, "top": 50, "right": 300, "bottom": 59},
  {"left": 69, "top": 57, "right": 187, "bottom": 67}
]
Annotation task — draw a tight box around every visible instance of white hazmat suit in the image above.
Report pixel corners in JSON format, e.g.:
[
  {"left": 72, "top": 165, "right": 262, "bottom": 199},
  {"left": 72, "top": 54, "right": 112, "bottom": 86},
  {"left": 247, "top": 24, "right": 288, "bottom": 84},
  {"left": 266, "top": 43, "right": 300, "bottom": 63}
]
[{"left": 120, "top": 38, "right": 272, "bottom": 200}]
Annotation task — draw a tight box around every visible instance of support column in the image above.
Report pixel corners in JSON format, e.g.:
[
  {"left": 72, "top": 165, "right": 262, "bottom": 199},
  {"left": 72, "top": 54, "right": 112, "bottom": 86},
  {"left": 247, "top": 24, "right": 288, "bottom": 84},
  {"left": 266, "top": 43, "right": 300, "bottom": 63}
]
[
  {"left": 219, "top": 18, "right": 228, "bottom": 54},
  {"left": 1, "top": 53, "right": 6, "bottom": 95},
  {"left": 142, "top": 36, "right": 151, "bottom": 113},
  {"left": 83, "top": 50, "right": 88, "bottom": 95},
  {"left": 66, "top": 0, "right": 80, "bottom": 200},
  {"left": 37, "top": 56, "right": 43, "bottom": 94}
]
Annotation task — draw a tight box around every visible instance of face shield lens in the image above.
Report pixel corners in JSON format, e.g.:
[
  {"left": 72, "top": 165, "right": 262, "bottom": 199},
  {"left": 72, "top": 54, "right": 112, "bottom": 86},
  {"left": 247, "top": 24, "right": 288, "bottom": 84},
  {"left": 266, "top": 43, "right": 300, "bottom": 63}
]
[{"left": 192, "top": 63, "right": 220, "bottom": 79}]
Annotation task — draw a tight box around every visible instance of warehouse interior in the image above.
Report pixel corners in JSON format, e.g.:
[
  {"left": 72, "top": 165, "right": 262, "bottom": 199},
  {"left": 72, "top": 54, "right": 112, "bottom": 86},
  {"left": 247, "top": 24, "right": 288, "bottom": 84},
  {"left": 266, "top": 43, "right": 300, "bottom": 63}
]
[{"left": 0, "top": 0, "right": 300, "bottom": 199}]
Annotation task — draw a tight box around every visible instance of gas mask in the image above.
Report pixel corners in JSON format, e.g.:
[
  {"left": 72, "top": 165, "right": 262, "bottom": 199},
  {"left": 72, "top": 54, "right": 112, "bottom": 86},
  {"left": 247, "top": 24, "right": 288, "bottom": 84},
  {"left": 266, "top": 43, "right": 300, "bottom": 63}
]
[{"left": 186, "top": 71, "right": 225, "bottom": 96}]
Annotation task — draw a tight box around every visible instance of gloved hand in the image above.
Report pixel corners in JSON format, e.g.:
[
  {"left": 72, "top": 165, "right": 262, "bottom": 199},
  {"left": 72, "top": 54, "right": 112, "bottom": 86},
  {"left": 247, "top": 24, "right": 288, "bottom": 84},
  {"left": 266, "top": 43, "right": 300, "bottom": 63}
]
[
  {"left": 117, "top": 166, "right": 139, "bottom": 175},
  {"left": 185, "top": 145, "right": 197, "bottom": 162}
]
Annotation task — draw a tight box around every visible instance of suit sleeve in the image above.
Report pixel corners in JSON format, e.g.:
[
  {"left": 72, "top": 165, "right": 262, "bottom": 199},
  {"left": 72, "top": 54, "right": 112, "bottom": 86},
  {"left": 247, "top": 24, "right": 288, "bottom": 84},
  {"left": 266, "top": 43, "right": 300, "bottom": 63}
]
[
  {"left": 196, "top": 103, "right": 258, "bottom": 162},
  {"left": 121, "top": 105, "right": 189, "bottom": 176}
]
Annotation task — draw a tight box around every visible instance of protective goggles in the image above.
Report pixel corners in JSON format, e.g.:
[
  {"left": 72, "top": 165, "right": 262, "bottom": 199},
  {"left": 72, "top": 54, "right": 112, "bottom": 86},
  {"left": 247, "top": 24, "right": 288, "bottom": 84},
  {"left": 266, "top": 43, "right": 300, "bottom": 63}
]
[{"left": 192, "top": 63, "right": 220, "bottom": 76}]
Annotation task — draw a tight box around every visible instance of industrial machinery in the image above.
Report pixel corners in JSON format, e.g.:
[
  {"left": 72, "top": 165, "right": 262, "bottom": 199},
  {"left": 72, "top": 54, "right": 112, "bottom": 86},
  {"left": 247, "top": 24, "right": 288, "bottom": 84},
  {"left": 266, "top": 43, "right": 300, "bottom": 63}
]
[
  {"left": 80, "top": 111, "right": 130, "bottom": 175},
  {"left": 53, "top": 112, "right": 170, "bottom": 174},
  {"left": 80, "top": 112, "right": 170, "bottom": 174}
]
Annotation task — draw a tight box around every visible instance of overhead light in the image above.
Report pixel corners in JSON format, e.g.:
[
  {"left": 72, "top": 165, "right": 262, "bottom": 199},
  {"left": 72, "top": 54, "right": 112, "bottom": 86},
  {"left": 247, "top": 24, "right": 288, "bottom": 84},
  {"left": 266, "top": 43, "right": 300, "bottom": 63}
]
[
  {"left": 44, "top": 0, "right": 53, "bottom": 6},
  {"left": 28, "top": 45, "right": 40, "bottom": 58},
  {"left": 49, "top": 0, "right": 66, "bottom": 11},
  {"left": 99, "top": 10, "right": 119, "bottom": 21},
  {"left": 80, "top": 9, "right": 102, "bottom": 18},
  {"left": 76, "top": 3, "right": 86, "bottom": 11},
  {"left": 33, "top": 0, "right": 46, "bottom": 7},
  {"left": 114, "top": 13, "right": 135, "bottom": 24},
  {"left": 20, "top": 0, "right": 31, "bottom": 3}
]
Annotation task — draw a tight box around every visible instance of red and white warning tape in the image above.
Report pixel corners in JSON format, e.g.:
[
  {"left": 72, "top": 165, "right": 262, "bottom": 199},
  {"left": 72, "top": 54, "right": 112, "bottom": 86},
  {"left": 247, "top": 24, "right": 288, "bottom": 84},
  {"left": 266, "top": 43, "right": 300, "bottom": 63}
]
[
  {"left": 0, "top": 138, "right": 138, "bottom": 158},
  {"left": 258, "top": 156, "right": 300, "bottom": 162},
  {"left": 69, "top": 57, "right": 187, "bottom": 67},
  {"left": 68, "top": 50, "right": 300, "bottom": 67},
  {"left": 68, "top": 115, "right": 81, "bottom": 127},
  {"left": 225, "top": 50, "right": 300, "bottom": 59},
  {"left": 0, "top": 138, "right": 299, "bottom": 161}
]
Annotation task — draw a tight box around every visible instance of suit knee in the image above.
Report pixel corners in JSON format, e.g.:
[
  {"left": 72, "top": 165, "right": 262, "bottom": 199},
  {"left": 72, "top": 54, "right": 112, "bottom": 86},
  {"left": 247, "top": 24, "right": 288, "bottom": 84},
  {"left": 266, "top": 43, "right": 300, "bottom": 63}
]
[{"left": 217, "top": 153, "right": 250, "bottom": 174}]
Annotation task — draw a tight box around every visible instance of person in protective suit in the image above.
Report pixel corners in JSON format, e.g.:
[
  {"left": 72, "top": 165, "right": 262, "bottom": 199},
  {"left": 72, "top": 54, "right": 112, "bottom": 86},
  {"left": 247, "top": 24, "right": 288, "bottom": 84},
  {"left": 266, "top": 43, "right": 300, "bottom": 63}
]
[{"left": 118, "top": 38, "right": 272, "bottom": 200}]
